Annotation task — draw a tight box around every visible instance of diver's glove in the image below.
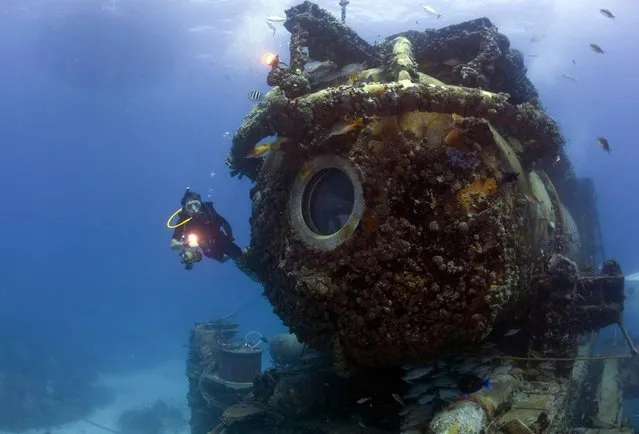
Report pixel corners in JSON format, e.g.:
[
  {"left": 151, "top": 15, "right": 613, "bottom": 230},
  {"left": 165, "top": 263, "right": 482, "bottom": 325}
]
[{"left": 170, "top": 238, "right": 183, "bottom": 250}]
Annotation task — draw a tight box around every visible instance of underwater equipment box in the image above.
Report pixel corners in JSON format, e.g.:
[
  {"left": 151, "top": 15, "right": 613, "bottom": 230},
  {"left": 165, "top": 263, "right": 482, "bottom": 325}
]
[
  {"left": 187, "top": 320, "right": 264, "bottom": 434},
  {"left": 217, "top": 347, "right": 262, "bottom": 384}
]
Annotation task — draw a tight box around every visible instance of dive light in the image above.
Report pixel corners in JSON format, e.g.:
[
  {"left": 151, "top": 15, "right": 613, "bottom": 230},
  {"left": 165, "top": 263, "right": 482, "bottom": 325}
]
[
  {"left": 186, "top": 233, "right": 199, "bottom": 248},
  {"left": 180, "top": 233, "right": 202, "bottom": 270}
]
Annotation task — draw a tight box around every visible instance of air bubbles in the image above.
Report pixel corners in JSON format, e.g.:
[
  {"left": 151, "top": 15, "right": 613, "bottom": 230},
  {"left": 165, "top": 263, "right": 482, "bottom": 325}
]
[{"left": 210, "top": 172, "right": 216, "bottom": 177}]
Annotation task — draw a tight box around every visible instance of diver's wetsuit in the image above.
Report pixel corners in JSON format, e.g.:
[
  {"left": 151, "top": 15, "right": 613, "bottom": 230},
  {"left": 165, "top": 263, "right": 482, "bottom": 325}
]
[{"left": 172, "top": 202, "right": 242, "bottom": 262}]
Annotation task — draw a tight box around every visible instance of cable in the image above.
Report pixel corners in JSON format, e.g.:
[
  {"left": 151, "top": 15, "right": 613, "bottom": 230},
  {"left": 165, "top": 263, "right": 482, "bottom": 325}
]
[
  {"left": 166, "top": 208, "right": 191, "bottom": 229},
  {"left": 82, "top": 419, "right": 121, "bottom": 433},
  {"left": 501, "top": 354, "right": 632, "bottom": 362}
]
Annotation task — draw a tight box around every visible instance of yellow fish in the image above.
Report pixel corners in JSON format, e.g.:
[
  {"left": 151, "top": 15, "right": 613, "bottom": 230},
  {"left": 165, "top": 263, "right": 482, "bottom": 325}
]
[
  {"left": 347, "top": 73, "right": 361, "bottom": 85},
  {"left": 247, "top": 143, "right": 272, "bottom": 158},
  {"left": 246, "top": 137, "right": 289, "bottom": 158},
  {"left": 328, "top": 117, "right": 364, "bottom": 137}
]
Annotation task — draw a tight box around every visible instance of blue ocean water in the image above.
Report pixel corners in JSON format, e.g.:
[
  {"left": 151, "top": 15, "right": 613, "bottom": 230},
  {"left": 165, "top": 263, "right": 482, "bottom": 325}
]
[{"left": 0, "top": 0, "right": 637, "bottom": 431}]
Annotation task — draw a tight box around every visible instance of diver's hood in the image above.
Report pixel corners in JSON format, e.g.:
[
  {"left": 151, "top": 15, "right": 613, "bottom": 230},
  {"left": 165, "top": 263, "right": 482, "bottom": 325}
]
[{"left": 181, "top": 190, "right": 202, "bottom": 207}]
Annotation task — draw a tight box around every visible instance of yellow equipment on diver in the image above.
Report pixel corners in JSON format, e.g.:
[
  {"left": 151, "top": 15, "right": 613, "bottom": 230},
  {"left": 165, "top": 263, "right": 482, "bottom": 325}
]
[{"left": 167, "top": 208, "right": 192, "bottom": 229}]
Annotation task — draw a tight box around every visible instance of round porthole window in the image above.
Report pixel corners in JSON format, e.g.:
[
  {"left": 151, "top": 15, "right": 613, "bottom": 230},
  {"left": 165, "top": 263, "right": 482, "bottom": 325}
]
[
  {"left": 289, "top": 155, "right": 365, "bottom": 251},
  {"left": 302, "top": 168, "right": 355, "bottom": 235}
]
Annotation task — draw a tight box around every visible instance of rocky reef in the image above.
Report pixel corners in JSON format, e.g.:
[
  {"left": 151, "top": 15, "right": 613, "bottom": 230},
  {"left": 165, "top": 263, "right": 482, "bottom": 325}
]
[{"left": 224, "top": 0, "right": 618, "bottom": 380}]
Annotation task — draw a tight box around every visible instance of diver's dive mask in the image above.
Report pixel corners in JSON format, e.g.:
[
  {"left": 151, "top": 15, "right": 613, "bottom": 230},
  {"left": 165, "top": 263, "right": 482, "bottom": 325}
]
[{"left": 184, "top": 199, "right": 202, "bottom": 215}]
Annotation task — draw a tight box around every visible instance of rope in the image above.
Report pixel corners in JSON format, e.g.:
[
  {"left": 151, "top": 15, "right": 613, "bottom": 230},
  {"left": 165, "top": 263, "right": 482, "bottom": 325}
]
[
  {"left": 220, "top": 297, "right": 258, "bottom": 321},
  {"left": 82, "top": 419, "right": 121, "bottom": 433},
  {"left": 501, "top": 354, "right": 632, "bottom": 362}
]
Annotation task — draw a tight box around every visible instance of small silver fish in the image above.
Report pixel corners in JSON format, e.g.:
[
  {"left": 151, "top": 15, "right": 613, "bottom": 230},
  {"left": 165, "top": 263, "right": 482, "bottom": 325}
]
[
  {"left": 265, "top": 15, "right": 286, "bottom": 23},
  {"left": 417, "top": 392, "right": 437, "bottom": 405},
  {"left": 422, "top": 5, "right": 441, "bottom": 19},
  {"left": 600, "top": 9, "right": 615, "bottom": 19},
  {"left": 266, "top": 21, "right": 276, "bottom": 36},
  {"left": 399, "top": 404, "right": 417, "bottom": 416},
  {"left": 432, "top": 375, "right": 457, "bottom": 388},
  {"left": 402, "top": 365, "right": 435, "bottom": 382},
  {"left": 561, "top": 73, "right": 578, "bottom": 82},
  {"left": 504, "top": 328, "right": 521, "bottom": 337},
  {"left": 597, "top": 136, "right": 611, "bottom": 153},
  {"left": 404, "top": 383, "right": 433, "bottom": 399},
  {"left": 437, "top": 388, "right": 458, "bottom": 400}
]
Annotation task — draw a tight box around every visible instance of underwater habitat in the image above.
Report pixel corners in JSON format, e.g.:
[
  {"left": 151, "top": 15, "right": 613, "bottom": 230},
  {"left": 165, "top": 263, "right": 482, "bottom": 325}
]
[{"left": 2, "top": 0, "right": 639, "bottom": 433}]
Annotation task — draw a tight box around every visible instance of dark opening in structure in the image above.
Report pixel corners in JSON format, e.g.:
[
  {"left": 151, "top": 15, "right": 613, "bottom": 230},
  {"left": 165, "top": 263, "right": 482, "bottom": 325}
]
[{"left": 302, "top": 168, "right": 355, "bottom": 235}]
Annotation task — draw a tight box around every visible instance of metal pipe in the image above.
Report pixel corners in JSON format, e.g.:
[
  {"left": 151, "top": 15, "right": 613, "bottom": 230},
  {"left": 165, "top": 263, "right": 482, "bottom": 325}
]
[{"left": 617, "top": 321, "right": 638, "bottom": 356}]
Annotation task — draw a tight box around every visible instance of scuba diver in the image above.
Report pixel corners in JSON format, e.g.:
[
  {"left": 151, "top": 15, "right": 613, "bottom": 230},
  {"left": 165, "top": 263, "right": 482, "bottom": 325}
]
[{"left": 169, "top": 188, "right": 244, "bottom": 270}]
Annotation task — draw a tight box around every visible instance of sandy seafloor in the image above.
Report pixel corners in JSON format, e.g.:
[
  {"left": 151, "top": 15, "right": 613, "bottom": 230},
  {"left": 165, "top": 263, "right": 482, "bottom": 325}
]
[{"left": 1, "top": 359, "right": 190, "bottom": 434}]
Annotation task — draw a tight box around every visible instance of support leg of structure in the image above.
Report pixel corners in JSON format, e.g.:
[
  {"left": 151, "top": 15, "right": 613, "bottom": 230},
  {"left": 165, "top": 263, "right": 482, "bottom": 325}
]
[{"left": 593, "top": 358, "right": 622, "bottom": 428}]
